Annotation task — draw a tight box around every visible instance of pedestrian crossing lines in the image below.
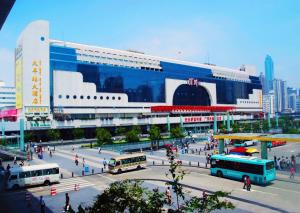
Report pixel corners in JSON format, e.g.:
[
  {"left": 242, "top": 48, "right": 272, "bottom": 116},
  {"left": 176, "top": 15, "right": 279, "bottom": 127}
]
[{"left": 55, "top": 177, "right": 94, "bottom": 193}]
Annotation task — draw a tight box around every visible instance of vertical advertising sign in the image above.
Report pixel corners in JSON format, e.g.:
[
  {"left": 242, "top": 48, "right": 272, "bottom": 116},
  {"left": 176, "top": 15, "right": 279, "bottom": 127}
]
[{"left": 31, "top": 60, "right": 43, "bottom": 105}]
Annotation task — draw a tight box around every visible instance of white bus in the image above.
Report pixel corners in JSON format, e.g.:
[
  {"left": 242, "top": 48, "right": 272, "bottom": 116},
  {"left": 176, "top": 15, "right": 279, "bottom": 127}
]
[
  {"left": 108, "top": 153, "right": 147, "bottom": 174},
  {"left": 7, "top": 163, "right": 60, "bottom": 190}
]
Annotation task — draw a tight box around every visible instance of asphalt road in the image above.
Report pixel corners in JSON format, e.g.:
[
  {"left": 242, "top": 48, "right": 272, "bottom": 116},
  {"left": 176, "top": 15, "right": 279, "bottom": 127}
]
[{"left": 1, "top": 141, "right": 300, "bottom": 213}]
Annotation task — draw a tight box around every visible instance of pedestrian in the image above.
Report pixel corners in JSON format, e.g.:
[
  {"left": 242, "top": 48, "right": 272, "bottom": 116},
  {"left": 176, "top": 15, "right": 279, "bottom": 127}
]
[
  {"left": 246, "top": 176, "right": 251, "bottom": 191},
  {"left": 103, "top": 158, "right": 107, "bottom": 169},
  {"left": 6, "top": 164, "right": 10, "bottom": 171},
  {"left": 274, "top": 156, "right": 277, "bottom": 169},
  {"left": 64, "top": 193, "right": 70, "bottom": 212},
  {"left": 72, "top": 146, "right": 74, "bottom": 152},
  {"left": 286, "top": 157, "right": 290, "bottom": 168},
  {"left": 13, "top": 156, "right": 17, "bottom": 165},
  {"left": 82, "top": 158, "right": 85, "bottom": 167},
  {"left": 290, "top": 167, "right": 295, "bottom": 179},
  {"left": 98, "top": 147, "right": 101, "bottom": 154},
  {"left": 49, "top": 150, "right": 52, "bottom": 158},
  {"left": 47, "top": 146, "right": 50, "bottom": 151},
  {"left": 40, "top": 196, "right": 45, "bottom": 213},
  {"left": 150, "top": 147, "right": 153, "bottom": 155},
  {"left": 277, "top": 158, "right": 281, "bottom": 170},
  {"left": 243, "top": 176, "right": 247, "bottom": 189},
  {"left": 165, "top": 187, "right": 172, "bottom": 205},
  {"left": 75, "top": 155, "right": 79, "bottom": 166}
]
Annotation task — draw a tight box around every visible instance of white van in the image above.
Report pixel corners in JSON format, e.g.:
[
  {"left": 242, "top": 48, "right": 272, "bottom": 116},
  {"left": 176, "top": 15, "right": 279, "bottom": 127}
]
[
  {"left": 244, "top": 140, "right": 258, "bottom": 147},
  {"left": 7, "top": 163, "right": 60, "bottom": 190}
]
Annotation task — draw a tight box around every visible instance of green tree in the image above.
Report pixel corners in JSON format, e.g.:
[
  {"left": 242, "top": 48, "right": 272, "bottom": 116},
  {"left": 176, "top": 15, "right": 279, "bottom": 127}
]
[
  {"left": 115, "top": 127, "right": 126, "bottom": 136},
  {"left": 184, "top": 191, "right": 235, "bottom": 213},
  {"left": 96, "top": 128, "right": 112, "bottom": 146},
  {"left": 47, "top": 129, "right": 60, "bottom": 141},
  {"left": 125, "top": 129, "right": 140, "bottom": 142},
  {"left": 24, "top": 132, "right": 34, "bottom": 142},
  {"left": 72, "top": 128, "right": 85, "bottom": 139},
  {"left": 132, "top": 125, "right": 142, "bottom": 135},
  {"left": 88, "top": 180, "right": 166, "bottom": 213},
  {"left": 219, "top": 124, "right": 226, "bottom": 133},
  {"left": 165, "top": 146, "right": 235, "bottom": 212},
  {"left": 231, "top": 123, "right": 239, "bottom": 133},
  {"left": 170, "top": 126, "right": 185, "bottom": 139},
  {"left": 149, "top": 125, "right": 161, "bottom": 149}
]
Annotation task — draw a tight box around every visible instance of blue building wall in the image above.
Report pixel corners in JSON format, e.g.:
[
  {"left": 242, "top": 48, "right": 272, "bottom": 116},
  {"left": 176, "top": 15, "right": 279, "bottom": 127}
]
[{"left": 49, "top": 45, "right": 262, "bottom": 108}]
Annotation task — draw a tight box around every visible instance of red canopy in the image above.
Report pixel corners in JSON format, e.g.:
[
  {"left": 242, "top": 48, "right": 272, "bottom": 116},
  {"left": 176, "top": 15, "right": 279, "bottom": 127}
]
[{"left": 230, "top": 147, "right": 247, "bottom": 153}]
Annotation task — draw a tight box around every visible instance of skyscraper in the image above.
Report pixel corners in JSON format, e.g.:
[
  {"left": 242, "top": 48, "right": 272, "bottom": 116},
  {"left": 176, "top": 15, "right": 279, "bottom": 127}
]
[
  {"left": 265, "top": 55, "right": 274, "bottom": 93},
  {"left": 259, "top": 72, "right": 267, "bottom": 95},
  {"left": 273, "top": 79, "right": 287, "bottom": 112}
]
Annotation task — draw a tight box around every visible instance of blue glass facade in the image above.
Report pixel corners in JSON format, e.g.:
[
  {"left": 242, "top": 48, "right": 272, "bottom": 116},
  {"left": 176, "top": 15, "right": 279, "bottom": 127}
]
[{"left": 49, "top": 45, "right": 262, "bottom": 108}]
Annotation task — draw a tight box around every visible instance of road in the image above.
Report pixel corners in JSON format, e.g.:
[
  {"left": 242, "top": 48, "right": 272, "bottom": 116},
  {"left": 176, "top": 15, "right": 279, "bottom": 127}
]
[{"left": 0, "top": 141, "right": 300, "bottom": 213}]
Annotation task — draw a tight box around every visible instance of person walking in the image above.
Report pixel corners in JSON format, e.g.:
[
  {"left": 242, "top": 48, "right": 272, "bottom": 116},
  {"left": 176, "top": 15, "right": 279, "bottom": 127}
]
[
  {"left": 243, "top": 176, "right": 247, "bottom": 189},
  {"left": 98, "top": 147, "right": 101, "bottom": 154},
  {"left": 82, "top": 158, "right": 85, "bottom": 168},
  {"left": 40, "top": 196, "right": 45, "bottom": 213},
  {"left": 103, "top": 158, "right": 107, "bottom": 169},
  {"left": 49, "top": 150, "right": 52, "bottom": 158},
  {"left": 13, "top": 156, "right": 17, "bottom": 165},
  {"left": 246, "top": 176, "right": 251, "bottom": 191},
  {"left": 64, "top": 193, "right": 70, "bottom": 212},
  {"left": 75, "top": 154, "right": 79, "bottom": 166},
  {"left": 290, "top": 167, "right": 295, "bottom": 179},
  {"left": 165, "top": 187, "right": 172, "bottom": 205}
]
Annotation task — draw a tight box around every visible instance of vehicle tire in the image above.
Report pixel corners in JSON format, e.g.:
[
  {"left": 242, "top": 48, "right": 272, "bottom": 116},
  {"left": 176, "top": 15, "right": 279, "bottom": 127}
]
[
  {"left": 12, "top": 184, "right": 19, "bottom": 190},
  {"left": 137, "top": 165, "right": 141, "bottom": 169},
  {"left": 118, "top": 169, "right": 122, "bottom": 174},
  {"left": 216, "top": 171, "right": 223, "bottom": 178},
  {"left": 44, "top": 180, "right": 50, "bottom": 186}
]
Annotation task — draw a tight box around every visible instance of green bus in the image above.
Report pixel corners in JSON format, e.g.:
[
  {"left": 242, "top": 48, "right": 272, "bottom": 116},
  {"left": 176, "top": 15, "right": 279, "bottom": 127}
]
[{"left": 210, "top": 154, "right": 276, "bottom": 185}]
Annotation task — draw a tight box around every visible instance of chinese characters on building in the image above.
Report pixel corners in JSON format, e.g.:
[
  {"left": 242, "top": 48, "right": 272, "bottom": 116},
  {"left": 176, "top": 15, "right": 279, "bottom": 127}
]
[
  {"left": 187, "top": 78, "right": 199, "bottom": 86},
  {"left": 32, "top": 60, "right": 42, "bottom": 105}
]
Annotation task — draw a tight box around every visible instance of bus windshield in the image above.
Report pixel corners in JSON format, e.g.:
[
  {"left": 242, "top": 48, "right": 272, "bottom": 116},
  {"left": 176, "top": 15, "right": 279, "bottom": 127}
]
[{"left": 109, "top": 159, "right": 116, "bottom": 166}]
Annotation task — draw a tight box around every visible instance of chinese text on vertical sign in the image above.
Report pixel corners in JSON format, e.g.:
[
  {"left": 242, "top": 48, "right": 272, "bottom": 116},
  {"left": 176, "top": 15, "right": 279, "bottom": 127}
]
[{"left": 32, "top": 60, "right": 42, "bottom": 105}]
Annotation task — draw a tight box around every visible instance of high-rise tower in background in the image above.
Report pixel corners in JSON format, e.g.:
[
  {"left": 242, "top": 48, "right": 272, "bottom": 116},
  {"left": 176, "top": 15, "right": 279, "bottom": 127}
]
[{"left": 264, "top": 55, "right": 274, "bottom": 94}]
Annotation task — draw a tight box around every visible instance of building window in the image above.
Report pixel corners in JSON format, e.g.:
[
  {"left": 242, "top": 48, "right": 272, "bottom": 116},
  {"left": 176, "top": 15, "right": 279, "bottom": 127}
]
[
  {"left": 106, "top": 96, "right": 109, "bottom": 100},
  {"left": 112, "top": 96, "right": 115, "bottom": 100},
  {"left": 94, "top": 96, "right": 97, "bottom": 100},
  {"left": 73, "top": 95, "right": 77, "bottom": 99},
  {"left": 58, "top": 95, "right": 62, "bottom": 99},
  {"left": 87, "top": 96, "right": 90, "bottom": 99},
  {"left": 66, "top": 95, "right": 70, "bottom": 99},
  {"left": 118, "top": 96, "right": 121, "bottom": 100},
  {"left": 80, "top": 95, "right": 84, "bottom": 99}
]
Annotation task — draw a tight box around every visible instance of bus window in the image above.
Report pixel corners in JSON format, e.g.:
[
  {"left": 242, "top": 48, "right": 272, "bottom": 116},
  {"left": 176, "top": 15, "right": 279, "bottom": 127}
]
[
  {"left": 43, "top": 169, "right": 52, "bottom": 175},
  {"left": 52, "top": 168, "right": 59, "bottom": 174},
  {"left": 116, "top": 161, "right": 121, "bottom": 166},
  {"left": 31, "top": 170, "right": 43, "bottom": 177},
  {"left": 19, "top": 172, "right": 30, "bottom": 178},
  {"left": 9, "top": 175, "right": 18, "bottom": 181},
  {"left": 266, "top": 162, "right": 274, "bottom": 170},
  {"left": 109, "top": 159, "right": 116, "bottom": 166}
]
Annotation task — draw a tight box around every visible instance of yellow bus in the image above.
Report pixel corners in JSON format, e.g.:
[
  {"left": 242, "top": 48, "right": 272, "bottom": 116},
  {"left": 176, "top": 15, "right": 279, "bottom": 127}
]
[{"left": 108, "top": 153, "right": 147, "bottom": 174}]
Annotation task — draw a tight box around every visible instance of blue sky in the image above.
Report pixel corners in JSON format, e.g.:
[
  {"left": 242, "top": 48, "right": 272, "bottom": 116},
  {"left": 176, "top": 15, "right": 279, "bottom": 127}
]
[{"left": 0, "top": 0, "right": 300, "bottom": 87}]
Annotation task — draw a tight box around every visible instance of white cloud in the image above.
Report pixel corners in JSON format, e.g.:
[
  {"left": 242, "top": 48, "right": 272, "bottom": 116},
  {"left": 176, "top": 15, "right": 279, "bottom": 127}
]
[{"left": 0, "top": 48, "right": 14, "bottom": 86}]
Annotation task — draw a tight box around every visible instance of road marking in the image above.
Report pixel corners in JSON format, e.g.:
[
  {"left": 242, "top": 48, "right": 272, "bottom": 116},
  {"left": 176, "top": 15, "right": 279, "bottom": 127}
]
[
  {"left": 97, "top": 173, "right": 116, "bottom": 182},
  {"left": 238, "top": 188, "right": 277, "bottom": 196},
  {"left": 268, "top": 186, "right": 300, "bottom": 194}
]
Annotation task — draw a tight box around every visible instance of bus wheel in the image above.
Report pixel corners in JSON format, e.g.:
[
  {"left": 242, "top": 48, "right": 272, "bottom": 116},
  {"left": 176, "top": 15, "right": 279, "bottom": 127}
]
[
  {"left": 118, "top": 169, "right": 122, "bottom": 174},
  {"left": 44, "top": 180, "right": 50, "bottom": 186},
  {"left": 12, "top": 184, "right": 19, "bottom": 190},
  {"left": 137, "top": 165, "right": 141, "bottom": 170},
  {"left": 216, "top": 171, "right": 223, "bottom": 178}
]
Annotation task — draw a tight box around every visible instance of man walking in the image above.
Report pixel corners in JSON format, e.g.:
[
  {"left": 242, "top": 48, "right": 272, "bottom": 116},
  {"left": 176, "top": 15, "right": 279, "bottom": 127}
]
[
  {"left": 40, "top": 196, "right": 45, "bottom": 213},
  {"left": 64, "top": 193, "right": 70, "bottom": 212},
  {"left": 165, "top": 187, "right": 172, "bottom": 205},
  {"left": 290, "top": 167, "right": 295, "bottom": 179},
  {"left": 103, "top": 158, "right": 107, "bottom": 169}
]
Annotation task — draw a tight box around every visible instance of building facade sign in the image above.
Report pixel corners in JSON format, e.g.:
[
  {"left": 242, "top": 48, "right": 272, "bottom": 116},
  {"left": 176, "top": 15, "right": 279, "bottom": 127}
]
[{"left": 184, "top": 116, "right": 222, "bottom": 123}]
